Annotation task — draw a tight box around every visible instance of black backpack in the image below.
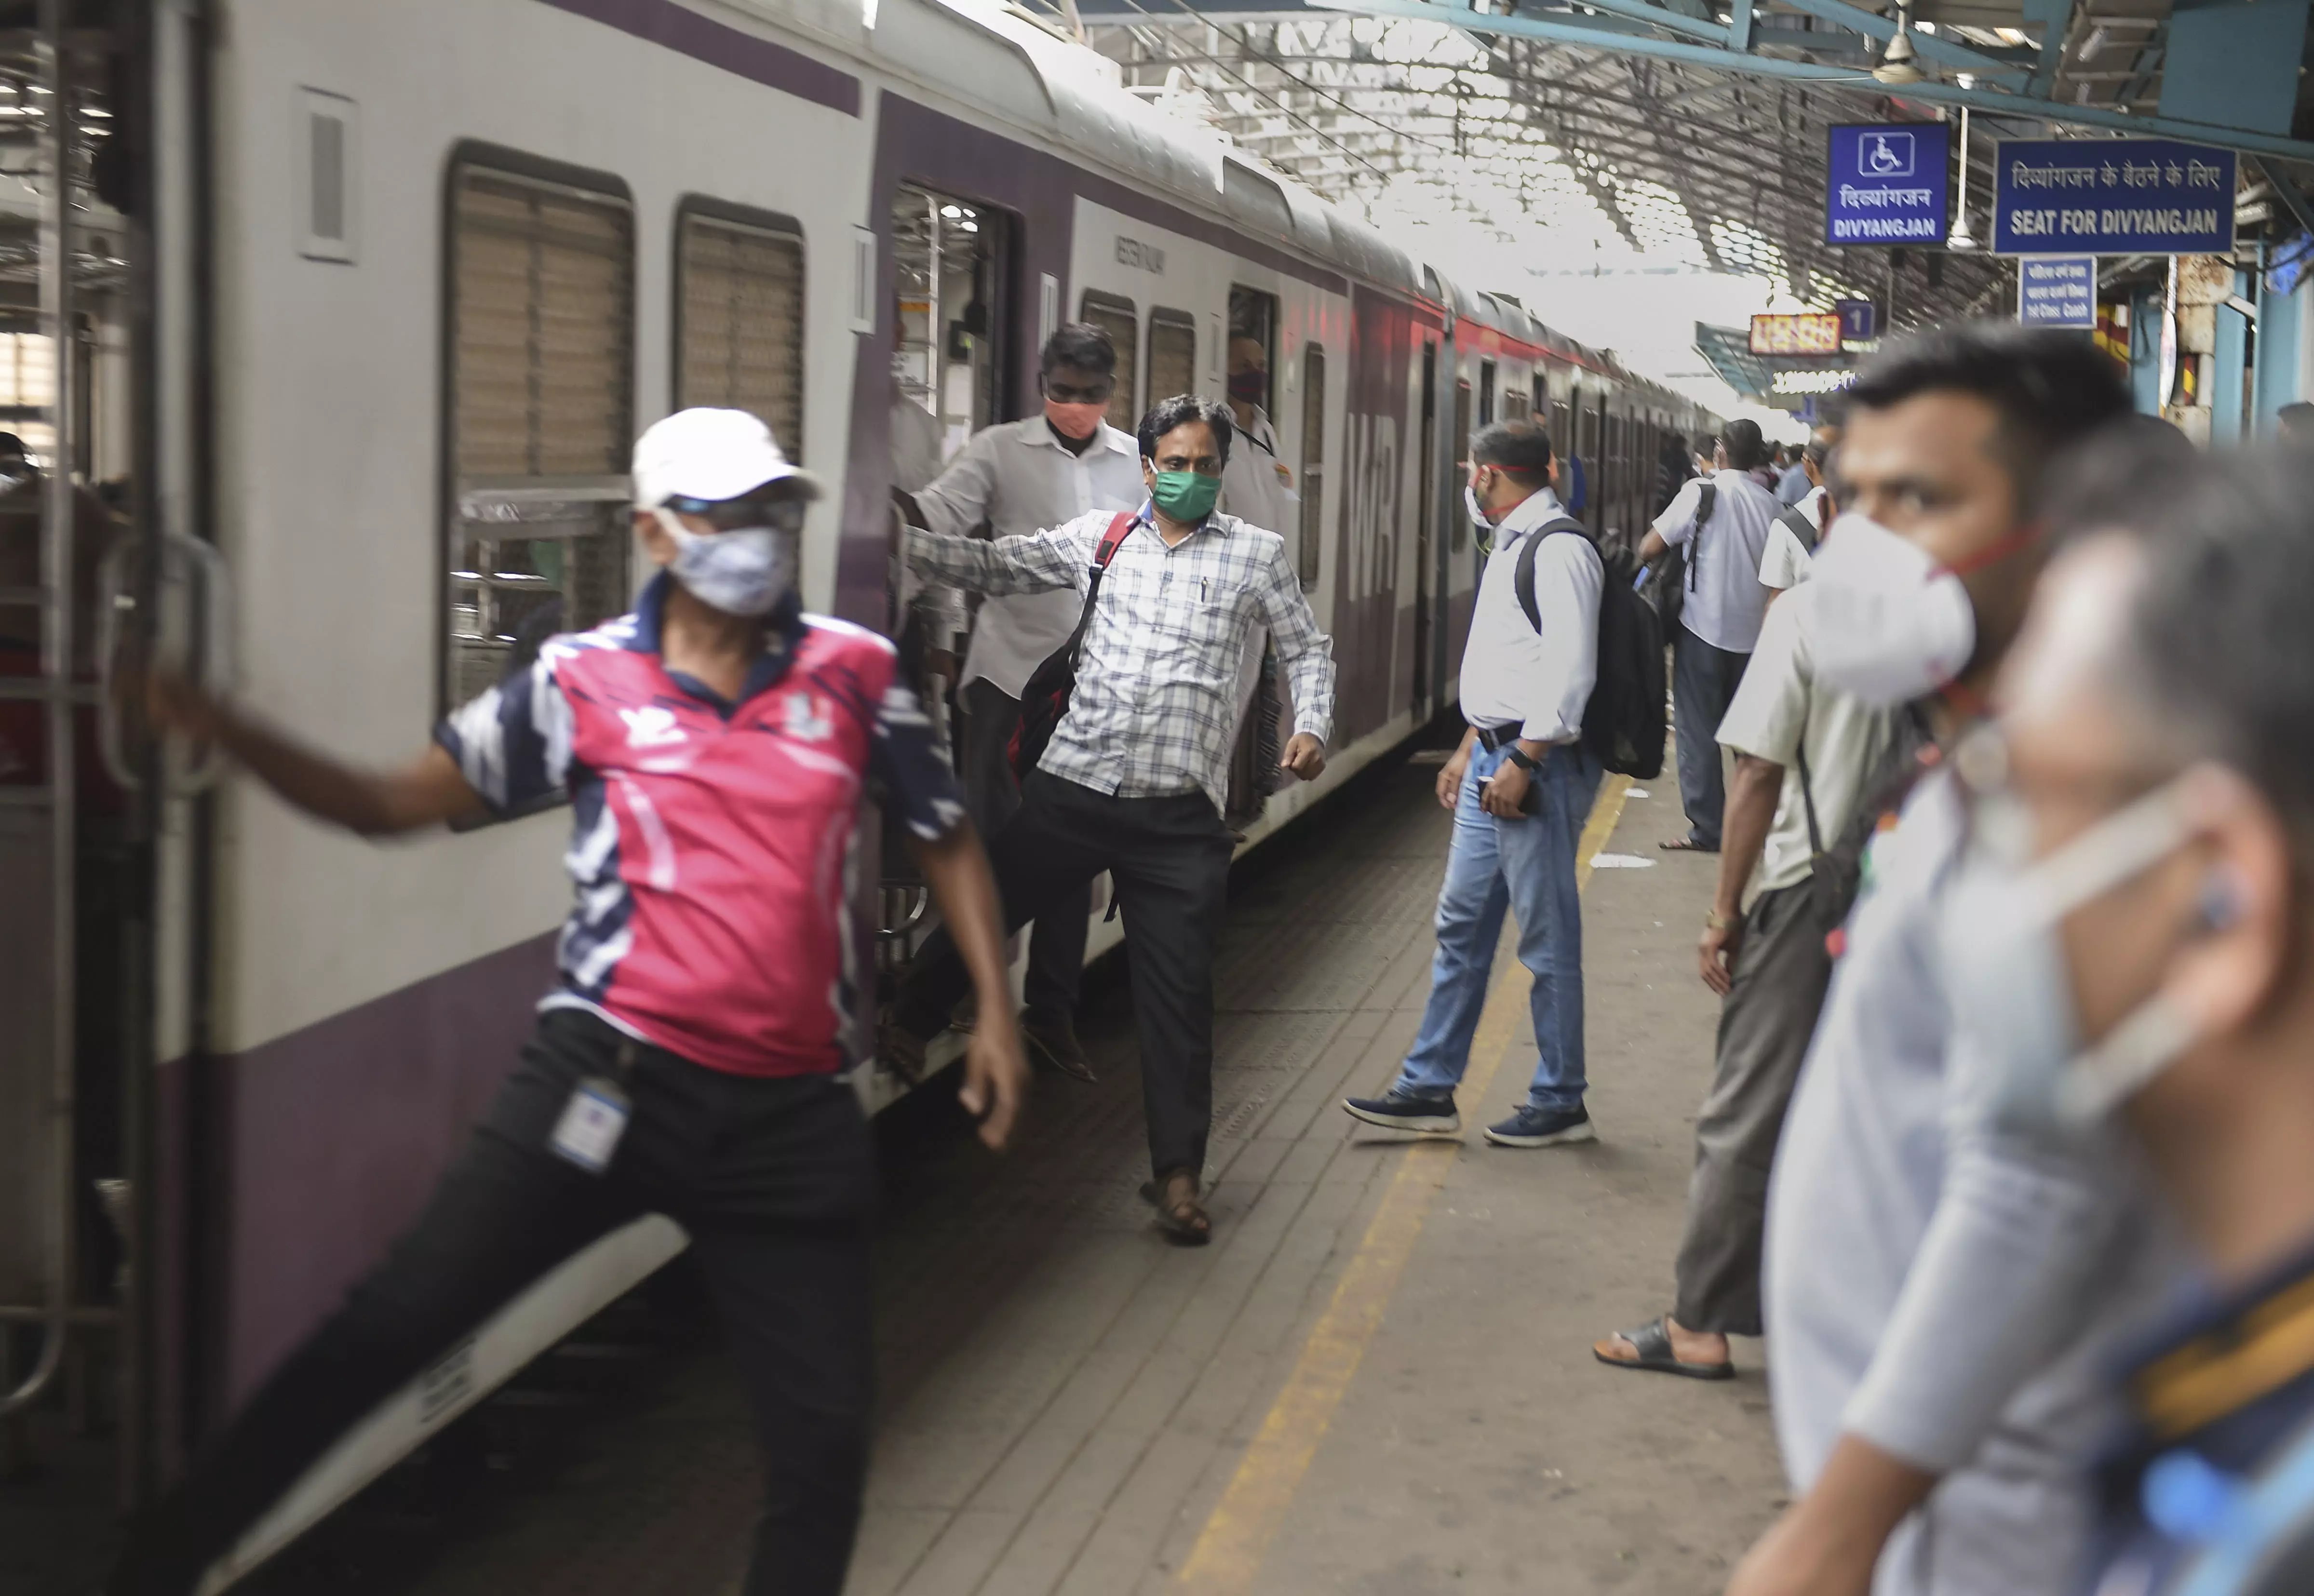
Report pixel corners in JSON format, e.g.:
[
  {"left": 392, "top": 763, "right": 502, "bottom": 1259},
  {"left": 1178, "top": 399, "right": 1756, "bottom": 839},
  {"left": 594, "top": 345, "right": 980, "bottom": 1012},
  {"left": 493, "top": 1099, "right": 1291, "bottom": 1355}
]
[
  {"left": 1009, "top": 511, "right": 1135, "bottom": 778},
  {"left": 1516, "top": 518, "right": 1668, "bottom": 780},
  {"left": 1641, "top": 481, "right": 1711, "bottom": 632}
]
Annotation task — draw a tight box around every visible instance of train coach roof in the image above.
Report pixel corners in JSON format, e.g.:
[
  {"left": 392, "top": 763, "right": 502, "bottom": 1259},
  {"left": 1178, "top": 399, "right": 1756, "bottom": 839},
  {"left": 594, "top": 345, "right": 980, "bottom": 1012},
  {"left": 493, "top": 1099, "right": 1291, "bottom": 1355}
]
[{"left": 890, "top": 0, "right": 1423, "bottom": 295}]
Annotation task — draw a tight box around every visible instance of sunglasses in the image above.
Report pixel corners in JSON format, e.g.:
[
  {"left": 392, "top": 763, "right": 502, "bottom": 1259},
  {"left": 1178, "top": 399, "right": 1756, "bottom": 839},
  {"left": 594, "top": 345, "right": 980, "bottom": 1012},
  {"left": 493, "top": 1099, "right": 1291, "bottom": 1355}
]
[{"left": 663, "top": 494, "right": 808, "bottom": 533}]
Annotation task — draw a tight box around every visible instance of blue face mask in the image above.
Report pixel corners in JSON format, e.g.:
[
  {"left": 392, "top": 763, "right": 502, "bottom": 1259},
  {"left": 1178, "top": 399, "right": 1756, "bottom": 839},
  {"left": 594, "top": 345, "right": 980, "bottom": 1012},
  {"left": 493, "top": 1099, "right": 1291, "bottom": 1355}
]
[{"left": 655, "top": 509, "right": 798, "bottom": 617}]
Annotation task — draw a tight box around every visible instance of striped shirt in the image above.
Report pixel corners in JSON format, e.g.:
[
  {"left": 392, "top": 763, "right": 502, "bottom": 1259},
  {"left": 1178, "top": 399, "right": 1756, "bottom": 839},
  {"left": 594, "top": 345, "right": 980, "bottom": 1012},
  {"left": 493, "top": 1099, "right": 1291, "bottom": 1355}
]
[{"left": 906, "top": 505, "right": 1336, "bottom": 816}]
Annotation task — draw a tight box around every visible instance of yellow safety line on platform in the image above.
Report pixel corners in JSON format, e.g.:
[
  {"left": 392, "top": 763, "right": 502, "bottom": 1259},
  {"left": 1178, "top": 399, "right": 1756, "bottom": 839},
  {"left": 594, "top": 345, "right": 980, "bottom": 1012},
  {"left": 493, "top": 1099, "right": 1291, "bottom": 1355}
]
[{"left": 1174, "top": 774, "right": 1635, "bottom": 1594}]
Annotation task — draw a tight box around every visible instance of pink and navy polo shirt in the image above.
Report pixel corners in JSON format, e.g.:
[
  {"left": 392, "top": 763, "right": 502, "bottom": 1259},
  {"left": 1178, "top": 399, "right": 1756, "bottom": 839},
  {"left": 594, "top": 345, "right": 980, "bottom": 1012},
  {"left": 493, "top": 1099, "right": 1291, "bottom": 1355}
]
[{"left": 436, "top": 574, "right": 966, "bottom": 1077}]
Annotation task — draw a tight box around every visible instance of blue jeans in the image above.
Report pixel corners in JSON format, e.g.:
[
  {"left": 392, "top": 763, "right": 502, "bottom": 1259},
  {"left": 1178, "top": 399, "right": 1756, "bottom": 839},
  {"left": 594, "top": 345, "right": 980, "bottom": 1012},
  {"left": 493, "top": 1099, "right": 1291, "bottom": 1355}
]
[{"left": 1395, "top": 739, "right": 1602, "bottom": 1112}]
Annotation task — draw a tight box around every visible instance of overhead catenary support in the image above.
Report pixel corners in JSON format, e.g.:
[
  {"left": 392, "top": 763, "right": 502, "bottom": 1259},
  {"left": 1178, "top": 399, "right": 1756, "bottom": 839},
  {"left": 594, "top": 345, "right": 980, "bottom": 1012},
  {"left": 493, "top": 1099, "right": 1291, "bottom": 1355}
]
[{"left": 1306, "top": 0, "right": 2314, "bottom": 164}]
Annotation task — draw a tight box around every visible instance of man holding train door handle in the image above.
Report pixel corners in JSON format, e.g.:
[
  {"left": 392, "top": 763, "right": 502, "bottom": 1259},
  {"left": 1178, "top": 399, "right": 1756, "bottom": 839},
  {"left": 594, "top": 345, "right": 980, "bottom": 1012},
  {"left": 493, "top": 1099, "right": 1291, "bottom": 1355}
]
[
  {"left": 886, "top": 393, "right": 1337, "bottom": 1246},
  {"left": 108, "top": 408, "right": 1025, "bottom": 1596}
]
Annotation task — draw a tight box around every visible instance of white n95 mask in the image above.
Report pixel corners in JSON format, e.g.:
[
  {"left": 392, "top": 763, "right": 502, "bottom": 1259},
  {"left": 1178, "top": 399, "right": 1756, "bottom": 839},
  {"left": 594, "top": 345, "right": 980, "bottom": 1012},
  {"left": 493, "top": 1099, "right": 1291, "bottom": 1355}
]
[
  {"left": 1939, "top": 773, "right": 2206, "bottom": 1137},
  {"left": 656, "top": 509, "right": 798, "bottom": 618},
  {"left": 1808, "top": 513, "right": 1977, "bottom": 707}
]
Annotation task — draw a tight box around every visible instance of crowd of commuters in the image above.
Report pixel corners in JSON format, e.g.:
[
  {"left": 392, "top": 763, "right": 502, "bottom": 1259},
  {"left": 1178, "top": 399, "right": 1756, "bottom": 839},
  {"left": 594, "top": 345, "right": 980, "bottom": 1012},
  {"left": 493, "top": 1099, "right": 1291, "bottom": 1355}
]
[{"left": 108, "top": 309, "right": 2314, "bottom": 1596}]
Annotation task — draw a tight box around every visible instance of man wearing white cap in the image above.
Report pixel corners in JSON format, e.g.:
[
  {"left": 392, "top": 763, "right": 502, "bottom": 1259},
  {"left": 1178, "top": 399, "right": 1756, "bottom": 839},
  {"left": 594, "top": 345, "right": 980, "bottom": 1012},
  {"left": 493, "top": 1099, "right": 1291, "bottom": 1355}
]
[{"left": 109, "top": 409, "right": 1027, "bottom": 1596}]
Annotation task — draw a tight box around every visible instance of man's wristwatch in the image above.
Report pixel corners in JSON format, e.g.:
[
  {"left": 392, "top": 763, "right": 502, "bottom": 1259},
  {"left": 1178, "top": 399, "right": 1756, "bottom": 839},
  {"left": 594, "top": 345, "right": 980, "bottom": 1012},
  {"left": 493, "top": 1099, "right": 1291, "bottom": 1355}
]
[{"left": 1505, "top": 746, "right": 1543, "bottom": 774}]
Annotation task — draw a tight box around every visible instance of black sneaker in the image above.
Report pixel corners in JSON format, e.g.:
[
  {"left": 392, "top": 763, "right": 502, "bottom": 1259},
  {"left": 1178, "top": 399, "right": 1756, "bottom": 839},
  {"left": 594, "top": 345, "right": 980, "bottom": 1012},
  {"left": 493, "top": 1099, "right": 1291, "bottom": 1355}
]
[
  {"left": 1342, "top": 1088, "right": 1460, "bottom": 1135},
  {"left": 1483, "top": 1105, "right": 1596, "bottom": 1148},
  {"left": 1021, "top": 1013, "right": 1096, "bottom": 1084}
]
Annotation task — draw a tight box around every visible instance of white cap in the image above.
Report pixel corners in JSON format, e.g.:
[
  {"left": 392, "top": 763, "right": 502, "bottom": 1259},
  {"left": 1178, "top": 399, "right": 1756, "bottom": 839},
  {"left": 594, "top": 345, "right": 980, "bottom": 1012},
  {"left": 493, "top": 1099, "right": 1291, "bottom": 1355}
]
[{"left": 631, "top": 407, "right": 820, "bottom": 509}]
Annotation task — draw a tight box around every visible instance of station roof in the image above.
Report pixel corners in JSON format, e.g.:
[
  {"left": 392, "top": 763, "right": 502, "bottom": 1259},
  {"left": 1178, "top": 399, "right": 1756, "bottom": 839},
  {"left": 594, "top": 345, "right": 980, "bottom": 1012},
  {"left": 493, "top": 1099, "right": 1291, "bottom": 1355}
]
[{"left": 1060, "top": 0, "right": 2314, "bottom": 332}]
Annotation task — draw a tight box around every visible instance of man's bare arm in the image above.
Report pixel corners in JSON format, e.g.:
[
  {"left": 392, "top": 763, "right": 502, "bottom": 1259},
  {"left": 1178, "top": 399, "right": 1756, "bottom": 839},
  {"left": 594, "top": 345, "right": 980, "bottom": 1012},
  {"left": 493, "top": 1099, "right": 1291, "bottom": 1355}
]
[
  {"left": 1700, "top": 752, "right": 1785, "bottom": 994},
  {"left": 150, "top": 673, "right": 484, "bottom": 836}
]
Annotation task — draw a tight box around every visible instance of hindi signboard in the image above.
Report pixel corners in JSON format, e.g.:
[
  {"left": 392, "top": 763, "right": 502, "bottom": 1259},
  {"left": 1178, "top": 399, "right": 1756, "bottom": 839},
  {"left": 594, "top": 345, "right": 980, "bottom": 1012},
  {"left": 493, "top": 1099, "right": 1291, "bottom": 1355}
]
[
  {"left": 1749, "top": 312, "right": 1843, "bottom": 356},
  {"left": 1991, "top": 139, "right": 2235, "bottom": 255},
  {"left": 1826, "top": 123, "right": 1951, "bottom": 247},
  {"left": 2017, "top": 256, "right": 2098, "bottom": 328}
]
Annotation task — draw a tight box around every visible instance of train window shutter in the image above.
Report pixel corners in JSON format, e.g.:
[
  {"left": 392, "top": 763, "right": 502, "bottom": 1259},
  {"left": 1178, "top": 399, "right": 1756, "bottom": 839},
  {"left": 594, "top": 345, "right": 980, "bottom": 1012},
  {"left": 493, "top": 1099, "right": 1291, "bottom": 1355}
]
[
  {"left": 444, "top": 156, "right": 635, "bottom": 714},
  {"left": 1297, "top": 343, "right": 1325, "bottom": 587},
  {"left": 676, "top": 209, "right": 806, "bottom": 458},
  {"left": 1147, "top": 309, "right": 1196, "bottom": 407}
]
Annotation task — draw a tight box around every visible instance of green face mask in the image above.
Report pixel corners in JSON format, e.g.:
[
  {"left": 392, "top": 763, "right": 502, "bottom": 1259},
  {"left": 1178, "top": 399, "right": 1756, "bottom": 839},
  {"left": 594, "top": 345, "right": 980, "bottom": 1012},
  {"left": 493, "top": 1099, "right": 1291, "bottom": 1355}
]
[{"left": 1149, "top": 469, "right": 1222, "bottom": 524}]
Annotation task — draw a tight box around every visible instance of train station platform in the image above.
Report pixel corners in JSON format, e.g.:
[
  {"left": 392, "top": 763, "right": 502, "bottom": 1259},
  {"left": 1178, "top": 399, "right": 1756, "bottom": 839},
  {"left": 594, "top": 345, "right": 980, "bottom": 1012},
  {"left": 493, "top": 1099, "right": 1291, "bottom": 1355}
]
[{"left": 211, "top": 744, "right": 1787, "bottom": 1596}]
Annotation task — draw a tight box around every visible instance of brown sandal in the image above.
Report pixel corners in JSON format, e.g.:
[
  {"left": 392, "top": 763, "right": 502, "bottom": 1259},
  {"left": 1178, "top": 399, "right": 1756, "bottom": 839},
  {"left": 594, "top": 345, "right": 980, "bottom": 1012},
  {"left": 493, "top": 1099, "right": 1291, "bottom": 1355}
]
[{"left": 1140, "top": 1173, "right": 1212, "bottom": 1247}]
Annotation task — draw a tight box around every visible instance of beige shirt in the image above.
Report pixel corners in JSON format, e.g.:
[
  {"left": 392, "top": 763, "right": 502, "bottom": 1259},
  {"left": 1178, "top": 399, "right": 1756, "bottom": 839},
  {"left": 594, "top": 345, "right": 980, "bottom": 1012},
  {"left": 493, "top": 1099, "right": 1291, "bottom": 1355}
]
[
  {"left": 912, "top": 416, "right": 1144, "bottom": 698},
  {"left": 1712, "top": 581, "right": 1897, "bottom": 895}
]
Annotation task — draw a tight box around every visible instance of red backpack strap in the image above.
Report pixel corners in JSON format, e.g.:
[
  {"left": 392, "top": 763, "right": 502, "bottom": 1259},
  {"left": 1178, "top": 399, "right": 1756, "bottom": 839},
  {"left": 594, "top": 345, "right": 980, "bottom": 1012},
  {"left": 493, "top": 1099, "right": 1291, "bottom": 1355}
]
[{"left": 1093, "top": 510, "right": 1135, "bottom": 566}]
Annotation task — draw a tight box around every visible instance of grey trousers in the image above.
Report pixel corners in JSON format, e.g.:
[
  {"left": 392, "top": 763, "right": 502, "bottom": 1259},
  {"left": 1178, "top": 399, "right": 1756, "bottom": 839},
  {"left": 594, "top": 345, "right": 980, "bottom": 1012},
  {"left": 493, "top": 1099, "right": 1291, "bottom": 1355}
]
[
  {"left": 1672, "top": 879, "right": 1834, "bottom": 1335},
  {"left": 1671, "top": 627, "right": 1750, "bottom": 848},
  {"left": 959, "top": 678, "right": 1090, "bottom": 1022}
]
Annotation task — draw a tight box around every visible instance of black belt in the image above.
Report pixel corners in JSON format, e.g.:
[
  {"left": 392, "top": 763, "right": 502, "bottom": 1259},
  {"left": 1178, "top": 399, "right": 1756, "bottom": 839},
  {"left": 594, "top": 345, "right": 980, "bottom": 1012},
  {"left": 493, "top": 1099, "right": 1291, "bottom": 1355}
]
[{"left": 1473, "top": 723, "right": 1523, "bottom": 753}]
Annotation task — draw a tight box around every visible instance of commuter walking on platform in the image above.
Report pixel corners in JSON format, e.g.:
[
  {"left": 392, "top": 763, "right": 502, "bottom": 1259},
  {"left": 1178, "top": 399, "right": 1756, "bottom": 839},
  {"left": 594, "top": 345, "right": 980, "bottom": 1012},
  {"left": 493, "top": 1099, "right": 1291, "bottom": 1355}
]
[
  {"left": 1775, "top": 443, "right": 1811, "bottom": 507},
  {"left": 909, "top": 322, "right": 1146, "bottom": 1079},
  {"left": 1639, "top": 418, "right": 1779, "bottom": 853},
  {"left": 1343, "top": 421, "right": 1605, "bottom": 1148},
  {"left": 1593, "top": 469, "right": 1901, "bottom": 1379},
  {"left": 107, "top": 410, "right": 1028, "bottom": 1596},
  {"left": 1723, "top": 327, "right": 2163, "bottom": 1596},
  {"left": 1947, "top": 444, "right": 2314, "bottom": 1596},
  {"left": 887, "top": 394, "right": 1336, "bottom": 1245},
  {"left": 1758, "top": 426, "right": 1843, "bottom": 601}
]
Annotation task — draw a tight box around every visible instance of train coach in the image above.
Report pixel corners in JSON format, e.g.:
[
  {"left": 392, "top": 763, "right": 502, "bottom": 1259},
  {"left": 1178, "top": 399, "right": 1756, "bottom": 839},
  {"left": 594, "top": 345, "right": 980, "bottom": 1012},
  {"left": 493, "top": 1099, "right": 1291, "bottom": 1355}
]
[{"left": 0, "top": 0, "right": 1714, "bottom": 1583}]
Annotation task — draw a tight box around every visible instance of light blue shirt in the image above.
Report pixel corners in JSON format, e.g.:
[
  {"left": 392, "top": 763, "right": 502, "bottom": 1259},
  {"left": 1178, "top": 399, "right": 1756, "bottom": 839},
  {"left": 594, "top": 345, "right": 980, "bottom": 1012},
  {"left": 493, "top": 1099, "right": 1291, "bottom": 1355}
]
[{"left": 1764, "top": 772, "right": 2190, "bottom": 1594}]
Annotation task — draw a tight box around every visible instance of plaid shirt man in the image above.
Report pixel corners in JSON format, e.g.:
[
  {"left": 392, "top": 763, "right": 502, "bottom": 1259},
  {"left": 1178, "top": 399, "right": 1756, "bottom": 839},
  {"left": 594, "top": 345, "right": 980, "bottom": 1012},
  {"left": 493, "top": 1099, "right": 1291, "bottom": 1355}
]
[{"left": 906, "top": 504, "right": 1336, "bottom": 816}]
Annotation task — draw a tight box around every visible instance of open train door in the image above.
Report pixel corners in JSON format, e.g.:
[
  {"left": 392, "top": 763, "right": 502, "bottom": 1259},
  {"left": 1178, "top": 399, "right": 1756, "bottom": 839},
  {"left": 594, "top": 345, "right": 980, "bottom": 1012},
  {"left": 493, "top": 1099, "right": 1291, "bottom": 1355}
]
[{"left": 0, "top": 0, "right": 220, "bottom": 1556}]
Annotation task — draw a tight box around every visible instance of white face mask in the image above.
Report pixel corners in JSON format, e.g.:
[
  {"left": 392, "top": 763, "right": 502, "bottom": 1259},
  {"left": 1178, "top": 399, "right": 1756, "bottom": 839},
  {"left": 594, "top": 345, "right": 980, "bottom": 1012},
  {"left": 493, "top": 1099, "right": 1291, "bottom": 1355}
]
[
  {"left": 1464, "top": 481, "right": 1493, "bottom": 531},
  {"left": 654, "top": 508, "right": 798, "bottom": 617},
  {"left": 1808, "top": 512, "right": 1978, "bottom": 707},
  {"left": 1939, "top": 772, "right": 2204, "bottom": 1136}
]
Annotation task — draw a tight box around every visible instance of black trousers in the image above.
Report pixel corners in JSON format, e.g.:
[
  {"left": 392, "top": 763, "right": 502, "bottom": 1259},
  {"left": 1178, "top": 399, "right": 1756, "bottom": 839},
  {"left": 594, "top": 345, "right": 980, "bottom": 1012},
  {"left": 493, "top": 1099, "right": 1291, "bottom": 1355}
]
[
  {"left": 898, "top": 771, "right": 1236, "bottom": 1181},
  {"left": 110, "top": 1009, "right": 876, "bottom": 1596},
  {"left": 1671, "top": 880, "right": 1835, "bottom": 1335},
  {"left": 959, "top": 679, "right": 1091, "bottom": 1023}
]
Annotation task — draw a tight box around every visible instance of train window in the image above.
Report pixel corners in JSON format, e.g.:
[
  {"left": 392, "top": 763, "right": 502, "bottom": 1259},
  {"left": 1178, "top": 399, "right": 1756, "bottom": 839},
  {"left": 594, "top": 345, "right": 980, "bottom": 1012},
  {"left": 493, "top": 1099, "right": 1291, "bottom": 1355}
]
[
  {"left": 892, "top": 184, "right": 1008, "bottom": 460},
  {"left": 674, "top": 201, "right": 805, "bottom": 457},
  {"left": 1078, "top": 289, "right": 1138, "bottom": 430},
  {"left": 1478, "top": 360, "right": 1495, "bottom": 427},
  {"left": 1297, "top": 342, "right": 1324, "bottom": 587},
  {"left": 1533, "top": 374, "right": 1547, "bottom": 419},
  {"left": 443, "top": 152, "right": 634, "bottom": 712},
  {"left": 1227, "top": 286, "right": 1278, "bottom": 415},
  {"left": 1147, "top": 309, "right": 1196, "bottom": 406},
  {"left": 1451, "top": 377, "right": 1471, "bottom": 551},
  {"left": 1502, "top": 386, "right": 1529, "bottom": 422}
]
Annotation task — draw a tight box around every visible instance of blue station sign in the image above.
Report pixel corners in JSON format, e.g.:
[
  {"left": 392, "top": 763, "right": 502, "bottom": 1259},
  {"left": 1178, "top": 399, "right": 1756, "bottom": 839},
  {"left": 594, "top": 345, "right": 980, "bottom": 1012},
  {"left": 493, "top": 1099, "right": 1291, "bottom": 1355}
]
[
  {"left": 2017, "top": 256, "right": 2097, "bottom": 328},
  {"left": 1833, "top": 297, "right": 1878, "bottom": 342},
  {"left": 1826, "top": 123, "right": 1951, "bottom": 247},
  {"left": 1992, "top": 138, "right": 2235, "bottom": 255}
]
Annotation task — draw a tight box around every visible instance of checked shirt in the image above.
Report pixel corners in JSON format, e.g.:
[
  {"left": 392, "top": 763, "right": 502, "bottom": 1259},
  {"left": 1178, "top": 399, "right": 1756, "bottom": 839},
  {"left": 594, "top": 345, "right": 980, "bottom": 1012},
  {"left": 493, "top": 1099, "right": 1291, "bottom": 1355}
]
[{"left": 906, "top": 505, "right": 1336, "bottom": 817}]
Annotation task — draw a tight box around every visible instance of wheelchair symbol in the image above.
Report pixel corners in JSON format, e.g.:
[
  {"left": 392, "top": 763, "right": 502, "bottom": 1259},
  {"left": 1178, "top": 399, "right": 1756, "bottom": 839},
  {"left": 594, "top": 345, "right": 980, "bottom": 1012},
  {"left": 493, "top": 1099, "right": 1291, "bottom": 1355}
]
[{"left": 1860, "top": 131, "right": 1914, "bottom": 178}]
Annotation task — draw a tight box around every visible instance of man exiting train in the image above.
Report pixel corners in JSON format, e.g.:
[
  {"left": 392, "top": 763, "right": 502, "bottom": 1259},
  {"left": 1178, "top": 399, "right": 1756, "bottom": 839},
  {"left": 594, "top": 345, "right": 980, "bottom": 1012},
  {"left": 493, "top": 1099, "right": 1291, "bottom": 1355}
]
[{"left": 109, "top": 408, "right": 1027, "bottom": 1596}]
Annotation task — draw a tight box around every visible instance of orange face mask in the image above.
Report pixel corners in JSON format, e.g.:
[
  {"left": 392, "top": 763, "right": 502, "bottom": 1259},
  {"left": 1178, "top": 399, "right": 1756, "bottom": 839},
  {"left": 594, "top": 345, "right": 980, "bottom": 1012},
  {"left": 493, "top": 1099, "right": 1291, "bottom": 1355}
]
[{"left": 1044, "top": 399, "right": 1105, "bottom": 441}]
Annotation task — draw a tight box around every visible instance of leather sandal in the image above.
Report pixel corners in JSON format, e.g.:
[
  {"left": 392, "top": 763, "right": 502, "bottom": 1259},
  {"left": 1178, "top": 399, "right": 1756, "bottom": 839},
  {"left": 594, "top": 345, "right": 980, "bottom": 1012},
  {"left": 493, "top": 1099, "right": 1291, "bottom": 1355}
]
[
  {"left": 1593, "top": 1315, "right": 1735, "bottom": 1380},
  {"left": 1139, "top": 1173, "right": 1212, "bottom": 1247}
]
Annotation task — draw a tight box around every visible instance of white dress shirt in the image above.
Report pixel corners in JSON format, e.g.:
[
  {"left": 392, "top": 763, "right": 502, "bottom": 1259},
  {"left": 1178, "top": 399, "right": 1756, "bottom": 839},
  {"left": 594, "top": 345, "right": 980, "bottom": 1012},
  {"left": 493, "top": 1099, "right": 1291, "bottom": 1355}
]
[
  {"left": 1650, "top": 468, "right": 1781, "bottom": 654},
  {"left": 911, "top": 416, "right": 1145, "bottom": 698},
  {"left": 905, "top": 507, "right": 1336, "bottom": 817},
  {"left": 1457, "top": 488, "right": 1601, "bottom": 744}
]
